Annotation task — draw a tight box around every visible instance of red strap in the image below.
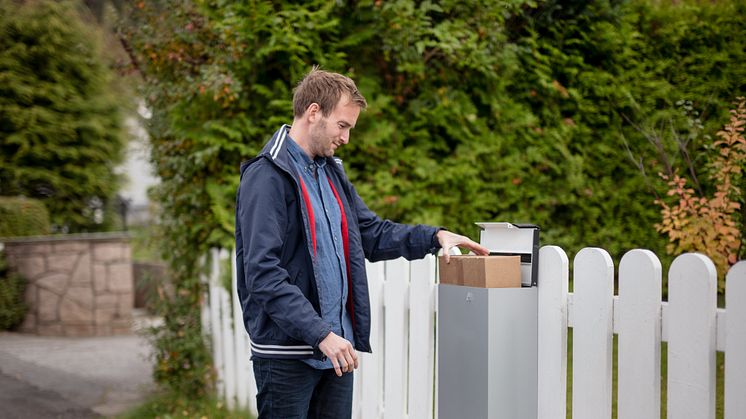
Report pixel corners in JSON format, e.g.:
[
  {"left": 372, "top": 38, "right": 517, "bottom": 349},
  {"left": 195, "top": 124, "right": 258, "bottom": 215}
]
[
  {"left": 327, "top": 178, "right": 355, "bottom": 329},
  {"left": 298, "top": 178, "right": 316, "bottom": 257}
]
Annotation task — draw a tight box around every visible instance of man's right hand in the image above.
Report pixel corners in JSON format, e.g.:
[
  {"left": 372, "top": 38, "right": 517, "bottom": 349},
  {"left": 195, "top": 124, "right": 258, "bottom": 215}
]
[{"left": 318, "top": 332, "right": 358, "bottom": 377}]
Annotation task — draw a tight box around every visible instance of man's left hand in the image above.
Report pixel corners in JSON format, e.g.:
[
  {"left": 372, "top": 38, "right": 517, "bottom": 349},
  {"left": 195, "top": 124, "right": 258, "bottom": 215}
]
[{"left": 436, "top": 230, "right": 490, "bottom": 263}]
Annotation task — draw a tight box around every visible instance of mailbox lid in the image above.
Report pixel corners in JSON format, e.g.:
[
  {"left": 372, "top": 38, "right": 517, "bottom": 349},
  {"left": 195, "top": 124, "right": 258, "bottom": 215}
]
[
  {"left": 476, "top": 222, "right": 540, "bottom": 287},
  {"left": 476, "top": 222, "right": 539, "bottom": 254}
]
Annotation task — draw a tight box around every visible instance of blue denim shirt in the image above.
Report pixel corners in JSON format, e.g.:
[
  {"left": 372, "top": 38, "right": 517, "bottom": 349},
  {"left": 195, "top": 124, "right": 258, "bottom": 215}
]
[{"left": 286, "top": 137, "right": 354, "bottom": 370}]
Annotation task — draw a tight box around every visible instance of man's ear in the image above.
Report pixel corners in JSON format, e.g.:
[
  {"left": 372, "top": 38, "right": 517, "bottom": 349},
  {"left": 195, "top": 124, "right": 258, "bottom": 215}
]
[{"left": 306, "top": 103, "right": 321, "bottom": 123}]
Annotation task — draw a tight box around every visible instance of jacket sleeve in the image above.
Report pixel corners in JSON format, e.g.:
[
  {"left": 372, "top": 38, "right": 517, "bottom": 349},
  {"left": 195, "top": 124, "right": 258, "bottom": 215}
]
[
  {"left": 346, "top": 180, "right": 442, "bottom": 262},
  {"left": 238, "top": 161, "right": 331, "bottom": 348}
]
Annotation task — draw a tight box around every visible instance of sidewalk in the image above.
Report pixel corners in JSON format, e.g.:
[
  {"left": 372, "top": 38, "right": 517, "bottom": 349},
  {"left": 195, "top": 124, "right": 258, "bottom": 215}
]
[{"left": 0, "top": 310, "right": 158, "bottom": 417}]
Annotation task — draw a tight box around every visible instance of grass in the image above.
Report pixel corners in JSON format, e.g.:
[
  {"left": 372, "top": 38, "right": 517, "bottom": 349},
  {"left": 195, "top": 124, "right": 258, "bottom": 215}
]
[
  {"left": 118, "top": 391, "right": 254, "bottom": 419},
  {"left": 566, "top": 329, "right": 726, "bottom": 419}
]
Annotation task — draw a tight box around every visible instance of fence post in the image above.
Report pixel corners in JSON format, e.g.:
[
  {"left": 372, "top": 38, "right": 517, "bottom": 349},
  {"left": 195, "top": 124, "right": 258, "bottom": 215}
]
[
  {"left": 208, "top": 249, "right": 226, "bottom": 398},
  {"left": 200, "top": 253, "right": 211, "bottom": 338},
  {"left": 230, "top": 248, "right": 250, "bottom": 411},
  {"left": 408, "top": 255, "right": 436, "bottom": 419},
  {"left": 572, "top": 247, "right": 614, "bottom": 419},
  {"left": 537, "top": 245, "right": 569, "bottom": 419},
  {"left": 360, "top": 260, "right": 385, "bottom": 419},
  {"left": 618, "top": 249, "right": 662, "bottom": 419},
  {"left": 725, "top": 261, "right": 746, "bottom": 419},
  {"left": 668, "top": 253, "right": 717, "bottom": 419},
  {"left": 383, "top": 258, "right": 410, "bottom": 419}
]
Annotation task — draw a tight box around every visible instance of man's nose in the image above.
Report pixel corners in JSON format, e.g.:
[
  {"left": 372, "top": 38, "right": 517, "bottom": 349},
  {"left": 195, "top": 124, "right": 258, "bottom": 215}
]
[{"left": 340, "top": 130, "right": 350, "bottom": 144}]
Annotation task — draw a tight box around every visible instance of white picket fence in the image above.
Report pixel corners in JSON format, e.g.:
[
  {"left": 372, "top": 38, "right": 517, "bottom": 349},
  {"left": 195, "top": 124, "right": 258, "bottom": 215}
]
[{"left": 201, "top": 246, "right": 746, "bottom": 419}]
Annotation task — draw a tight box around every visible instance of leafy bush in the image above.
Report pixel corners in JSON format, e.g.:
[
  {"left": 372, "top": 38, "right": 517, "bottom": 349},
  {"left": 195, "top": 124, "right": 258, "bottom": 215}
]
[
  {"left": 656, "top": 98, "right": 745, "bottom": 291},
  {"left": 0, "top": 196, "right": 51, "bottom": 238},
  {"left": 145, "top": 267, "right": 214, "bottom": 398},
  {"left": 121, "top": 0, "right": 746, "bottom": 259},
  {"left": 120, "top": 0, "right": 746, "bottom": 396},
  {"left": 0, "top": 0, "right": 126, "bottom": 232},
  {"left": 0, "top": 252, "right": 27, "bottom": 330}
]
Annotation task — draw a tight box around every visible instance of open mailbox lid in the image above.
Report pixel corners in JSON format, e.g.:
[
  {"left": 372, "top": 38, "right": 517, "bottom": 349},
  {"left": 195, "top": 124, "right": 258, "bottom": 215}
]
[{"left": 476, "top": 222, "right": 540, "bottom": 287}]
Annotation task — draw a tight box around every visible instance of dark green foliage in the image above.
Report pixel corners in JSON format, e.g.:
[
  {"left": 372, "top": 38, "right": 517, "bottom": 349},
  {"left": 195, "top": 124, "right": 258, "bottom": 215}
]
[
  {"left": 0, "top": 0, "right": 126, "bottom": 232},
  {"left": 124, "top": 0, "right": 746, "bottom": 260},
  {"left": 496, "top": 0, "right": 746, "bottom": 265},
  {"left": 146, "top": 284, "right": 215, "bottom": 399},
  {"left": 0, "top": 197, "right": 51, "bottom": 238},
  {"left": 121, "top": 0, "right": 745, "bottom": 396},
  {"left": 0, "top": 252, "right": 27, "bottom": 330}
]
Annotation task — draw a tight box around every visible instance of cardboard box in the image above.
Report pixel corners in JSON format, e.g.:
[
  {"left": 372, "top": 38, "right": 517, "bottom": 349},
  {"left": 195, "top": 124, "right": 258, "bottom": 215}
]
[
  {"left": 439, "top": 255, "right": 521, "bottom": 288},
  {"left": 438, "top": 255, "right": 466, "bottom": 285}
]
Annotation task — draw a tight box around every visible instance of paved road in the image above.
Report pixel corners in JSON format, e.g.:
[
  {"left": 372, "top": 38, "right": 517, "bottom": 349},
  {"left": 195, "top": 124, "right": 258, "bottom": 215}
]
[
  {"left": 0, "top": 371, "right": 96, "bottom": 418},
  {"left": 0, "top": 317, "right": 156, "bottom": 417}
]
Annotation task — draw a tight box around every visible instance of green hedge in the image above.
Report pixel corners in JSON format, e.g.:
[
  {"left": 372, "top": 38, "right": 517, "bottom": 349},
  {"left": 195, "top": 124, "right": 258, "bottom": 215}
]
[
  {"left": 121, "top": 0, "right": 745, "bottom": 398},
  {"left": 0, "top": 0, "right": 125, "bottom": 232},
  {"left": 0, "top": 197, "right": 50, "bottom": 238},
  {"left": 0, "top": 252, "right": 27, "bottom": 330},
  {"left": 122, "top": 0, "right": 745, "bottom": 261}
]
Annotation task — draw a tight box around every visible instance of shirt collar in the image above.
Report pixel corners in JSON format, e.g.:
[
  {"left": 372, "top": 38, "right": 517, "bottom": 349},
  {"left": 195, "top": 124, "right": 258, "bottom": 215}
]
[{"left": 287, "top": 135, "right": 327, "bottom": 169}]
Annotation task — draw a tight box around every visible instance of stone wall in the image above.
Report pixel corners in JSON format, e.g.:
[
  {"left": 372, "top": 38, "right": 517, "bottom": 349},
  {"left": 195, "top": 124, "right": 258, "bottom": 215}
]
[{"left": 3, "top": 233, "right": 133, "bottom": 336}]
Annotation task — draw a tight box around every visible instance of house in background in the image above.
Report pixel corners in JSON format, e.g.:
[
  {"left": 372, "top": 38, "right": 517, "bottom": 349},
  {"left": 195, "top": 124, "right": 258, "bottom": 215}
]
[{"left": 116, "top": 103, "right": 158, "bottom": 227}]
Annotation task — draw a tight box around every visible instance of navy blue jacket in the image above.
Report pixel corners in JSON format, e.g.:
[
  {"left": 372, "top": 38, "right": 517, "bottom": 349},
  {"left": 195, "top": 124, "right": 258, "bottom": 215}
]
[{"left": 236, "top": 125, "right": 441, "bottom": 360}]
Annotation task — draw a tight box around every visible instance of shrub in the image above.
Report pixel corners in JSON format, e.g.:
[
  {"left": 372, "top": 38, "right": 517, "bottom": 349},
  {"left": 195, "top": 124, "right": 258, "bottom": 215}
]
[
  {"left": 120, "top": 0, "right": 746, "bottom": 396},
  {"left": 0, "top": 196, "right": 51, "bottom": 238},
  {"left": 656, "top": 98, "right": 746, "bottom": 292},
  {"left": 0, "top": 251, "right": 27, "bottom": 330},
  {"left": 0, "top": 0, "right": 126, "bottom": 232},
  {"left": 146, "top": 286, "right": 215, "bottom": 399}
]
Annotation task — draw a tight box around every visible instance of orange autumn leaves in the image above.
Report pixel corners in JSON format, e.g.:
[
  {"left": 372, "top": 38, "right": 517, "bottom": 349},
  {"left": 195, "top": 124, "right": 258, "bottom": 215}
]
[{"left": 656, "top": 98, "right": 746, "bottom": 290}]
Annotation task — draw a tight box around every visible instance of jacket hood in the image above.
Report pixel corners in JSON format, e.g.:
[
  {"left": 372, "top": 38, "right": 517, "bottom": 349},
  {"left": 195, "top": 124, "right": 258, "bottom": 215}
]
[{"left": 239, "top": 124, "right": 291, "bottom": 177}]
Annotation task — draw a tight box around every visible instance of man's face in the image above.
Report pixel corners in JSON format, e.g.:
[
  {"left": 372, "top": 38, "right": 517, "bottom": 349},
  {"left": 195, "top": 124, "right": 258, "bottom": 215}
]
[{"left": 308, "top": 95, "right": 360, "bottom": 158}]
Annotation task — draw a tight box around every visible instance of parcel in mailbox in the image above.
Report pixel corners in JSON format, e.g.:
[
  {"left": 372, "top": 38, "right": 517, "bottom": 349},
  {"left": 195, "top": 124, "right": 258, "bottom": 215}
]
[{"left": 438, "top": 255, "right": 521, "bottom": 288}]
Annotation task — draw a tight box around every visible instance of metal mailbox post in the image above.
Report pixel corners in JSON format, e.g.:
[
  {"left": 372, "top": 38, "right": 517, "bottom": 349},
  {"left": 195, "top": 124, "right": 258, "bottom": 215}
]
[{"left": 438, "top": 223, "right": 540, "bottom": 419}]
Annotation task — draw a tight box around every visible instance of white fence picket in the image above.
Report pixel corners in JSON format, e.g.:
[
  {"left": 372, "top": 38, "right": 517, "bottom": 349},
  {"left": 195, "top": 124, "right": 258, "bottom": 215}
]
[
  {"left": 216, "top": 250, "right": 237, "bottom": 409},
  {"left": 219, "top": 284, "right": 236, "bottom": 408},
  {"left": 572, "top": 247, "right": 614, "bottom": 419},
  {"left": 200, "top": 254, "right": 212, "bottom": 340},
  {"left": 230, "top": 249, "right": 250, "bottom": 412},
  {"left": 537, "top": 246, "right": 569, "bottom": 419},
  {"left": 667, "top": 253, "right": 718, "bottom": 419},
  {"left": 360, "top": 260, "right": 385, "bottom": 419},
  {"left": 408, "top": 256, "right": 436, "bottom": 419},
  {"left": 209, "top": 250, "right": 226, "bottom": 398},
  {"left": 245, "top": 331, "right": 257, "bottom": 416},
  {"left": 617, "top": 249, "right": 662, "bottom": 419},
  {"left": 725, "top": 261, "right": 746, "bottom": 419},
  {"left": 383, "top": 258, "right": 409, "bottom": 419}
]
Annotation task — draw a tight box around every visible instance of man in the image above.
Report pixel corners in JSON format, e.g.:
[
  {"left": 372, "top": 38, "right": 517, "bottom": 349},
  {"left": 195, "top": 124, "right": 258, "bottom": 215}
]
[{"left": 235, "top": 68, "right": 488, "bottom": 418}]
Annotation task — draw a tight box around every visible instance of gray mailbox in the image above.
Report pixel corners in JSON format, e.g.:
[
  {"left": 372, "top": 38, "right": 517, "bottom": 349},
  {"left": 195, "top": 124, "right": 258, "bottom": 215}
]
[{"left": 438, "top": 222, "right": 540, "bottom": 419}]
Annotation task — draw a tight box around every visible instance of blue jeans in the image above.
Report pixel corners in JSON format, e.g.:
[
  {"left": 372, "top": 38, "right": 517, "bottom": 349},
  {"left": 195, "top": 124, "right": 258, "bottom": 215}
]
[{"left": 252, "top": 358, "right": 353, "bottom": 419}]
